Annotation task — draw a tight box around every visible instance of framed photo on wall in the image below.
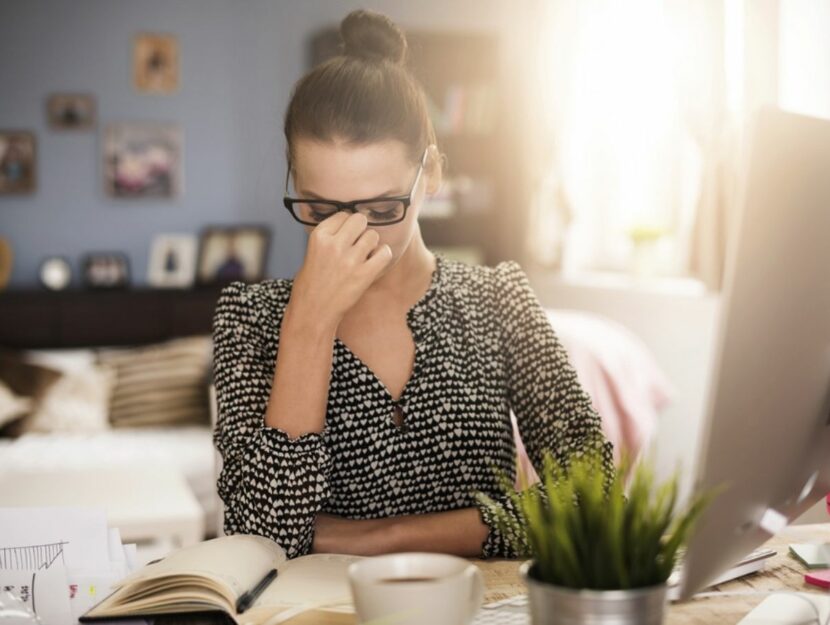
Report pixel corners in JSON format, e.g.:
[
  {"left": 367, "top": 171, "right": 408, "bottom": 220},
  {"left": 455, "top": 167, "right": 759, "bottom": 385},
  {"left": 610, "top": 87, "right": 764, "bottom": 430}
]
[
  {"left": 196, "top": 225, "right": 270, "bottom": 286},
  {"left": 133, "top": 33, "right": 179, "bottom": 94},
  {"left": 147, "top": 233, "right": 198, "bottom": 288},
  {"left": 46, "top": 93, "right": 96, "bottom": 130},
  {"left": 0, "top": 130, "right": 36, "bottom": 195},
  {"left": 103, "top": 122, "right": 183, "bottom": 199}
]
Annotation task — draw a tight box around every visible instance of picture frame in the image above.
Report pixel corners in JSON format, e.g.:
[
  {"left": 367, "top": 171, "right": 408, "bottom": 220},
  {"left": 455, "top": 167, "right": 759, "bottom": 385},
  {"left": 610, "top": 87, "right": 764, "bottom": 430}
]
[
  {"left": 147, "top": 233, "right": 198, "bottom": 289},
  {"left": 81, "top": 252, "right": 131, "bottom": 290},
  {"left": 196, "top": 225, "right": 271, "bottom": 286},
  {"left": 0, "top": 237, "right": 13, "bottom": 291},
  {"left": 103, "top": 122, "right": 183, "bottom": 199},
  {"left": 133, "top": 33, "right": 179, "bottom": 94},
  {"left": 46, "top": 93, "right": 96, "bottom": 130},
  {"left": 0, "top": 130, "right": 36, "bottom": 195}
]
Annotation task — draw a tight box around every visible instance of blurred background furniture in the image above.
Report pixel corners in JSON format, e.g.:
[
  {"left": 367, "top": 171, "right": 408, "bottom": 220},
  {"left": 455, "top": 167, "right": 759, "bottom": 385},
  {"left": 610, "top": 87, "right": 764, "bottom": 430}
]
[
  {"left": 0, "top": 467, "right": 204, "bottom": 565},
  {"left": 0, "top": 286, "right": 223, "bottom": 555}
]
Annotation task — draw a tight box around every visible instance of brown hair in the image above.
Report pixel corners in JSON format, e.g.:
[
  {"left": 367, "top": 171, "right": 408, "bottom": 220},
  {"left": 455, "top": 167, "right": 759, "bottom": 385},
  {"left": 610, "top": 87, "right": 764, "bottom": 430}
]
[{"left": 284, "top": 9, "right": 438, "bottom": 169}]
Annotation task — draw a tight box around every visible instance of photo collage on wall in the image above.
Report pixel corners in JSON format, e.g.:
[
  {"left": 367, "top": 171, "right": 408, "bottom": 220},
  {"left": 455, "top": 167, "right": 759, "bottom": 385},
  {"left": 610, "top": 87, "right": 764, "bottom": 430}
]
[{"left": 2, "top": 32, "right": 271, "bottom": 292}]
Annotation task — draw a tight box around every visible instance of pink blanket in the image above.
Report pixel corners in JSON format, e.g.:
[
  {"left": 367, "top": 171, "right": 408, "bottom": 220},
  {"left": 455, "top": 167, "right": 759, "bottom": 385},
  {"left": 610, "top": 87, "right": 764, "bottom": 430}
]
[{"left": 513, "top": 309, "right": 674, "bottom": 485}]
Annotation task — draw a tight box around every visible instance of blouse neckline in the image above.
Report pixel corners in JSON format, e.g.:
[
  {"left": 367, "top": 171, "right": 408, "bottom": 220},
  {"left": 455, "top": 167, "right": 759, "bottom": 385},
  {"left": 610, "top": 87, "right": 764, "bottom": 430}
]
[{"left": 332, "top": 250, "right": 451, "bottom": 412}]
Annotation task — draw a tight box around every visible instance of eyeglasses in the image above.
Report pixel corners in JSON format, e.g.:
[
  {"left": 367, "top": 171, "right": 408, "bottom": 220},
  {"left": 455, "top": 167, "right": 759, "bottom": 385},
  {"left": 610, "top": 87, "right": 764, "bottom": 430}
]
[{"left": 283, "top": 147, "right": 429, "bottom": 227}]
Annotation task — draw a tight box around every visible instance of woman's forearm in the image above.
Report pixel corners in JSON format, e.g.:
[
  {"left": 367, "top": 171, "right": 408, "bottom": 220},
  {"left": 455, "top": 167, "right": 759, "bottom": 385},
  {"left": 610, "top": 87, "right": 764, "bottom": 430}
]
[
  {"left": 386, "top": 507, "right": 490, "bottom": 557},
  {"left": 264, "top": 300, "right": 338, "bottom": 438},
  {"left": 313, "top": 508, "right": 490, "bottom": 558}
]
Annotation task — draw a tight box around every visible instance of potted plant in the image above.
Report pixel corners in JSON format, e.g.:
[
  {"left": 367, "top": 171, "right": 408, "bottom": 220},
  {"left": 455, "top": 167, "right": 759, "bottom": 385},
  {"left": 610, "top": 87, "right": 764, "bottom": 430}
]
[{"left": 476, "top": 450, "right": 718, "bottom": 625}]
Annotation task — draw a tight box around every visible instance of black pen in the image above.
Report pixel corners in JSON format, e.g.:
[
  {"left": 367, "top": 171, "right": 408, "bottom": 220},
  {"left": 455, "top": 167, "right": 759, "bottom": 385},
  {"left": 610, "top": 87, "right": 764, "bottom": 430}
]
[{"left": 236, "top": 568, "right": 278, "bottom": 614}]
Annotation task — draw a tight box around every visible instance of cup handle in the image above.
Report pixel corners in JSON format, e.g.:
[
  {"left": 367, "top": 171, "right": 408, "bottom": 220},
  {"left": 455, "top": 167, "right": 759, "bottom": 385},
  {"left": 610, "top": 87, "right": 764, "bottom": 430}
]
[{"left": 463, "top": 565, "right": 485, "bottom": 623}]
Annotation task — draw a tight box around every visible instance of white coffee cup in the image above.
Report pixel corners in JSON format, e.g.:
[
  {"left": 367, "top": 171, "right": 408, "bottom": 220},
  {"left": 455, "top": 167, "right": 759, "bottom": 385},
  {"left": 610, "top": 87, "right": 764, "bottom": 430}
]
[{"left": 347, "top": 552, "right": 485, "bottom": 625}]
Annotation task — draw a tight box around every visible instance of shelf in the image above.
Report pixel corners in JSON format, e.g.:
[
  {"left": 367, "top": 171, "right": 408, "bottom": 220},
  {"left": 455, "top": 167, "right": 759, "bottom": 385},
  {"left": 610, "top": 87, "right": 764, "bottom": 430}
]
[{"left": 0, "top": 286, "right": 225, "bottom": 349}]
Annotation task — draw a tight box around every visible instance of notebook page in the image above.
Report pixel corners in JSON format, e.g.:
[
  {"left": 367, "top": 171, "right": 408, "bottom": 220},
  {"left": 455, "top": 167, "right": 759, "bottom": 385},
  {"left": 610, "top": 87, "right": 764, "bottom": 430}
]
[
  {"left": 119, "top": 535, "right": 286, "bottom": 598},
  {"left": 253, "top": 554, "right": 363, "bottom": 610}
]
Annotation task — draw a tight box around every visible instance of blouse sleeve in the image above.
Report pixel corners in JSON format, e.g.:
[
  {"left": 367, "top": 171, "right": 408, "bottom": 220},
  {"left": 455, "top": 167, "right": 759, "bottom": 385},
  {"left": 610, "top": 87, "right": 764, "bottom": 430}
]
[
  {"left": 474, "top": 261, "right": 615, "bottom": 558},
  {"left": 212, "top": 280, "right": 333, "bottom": 559}
]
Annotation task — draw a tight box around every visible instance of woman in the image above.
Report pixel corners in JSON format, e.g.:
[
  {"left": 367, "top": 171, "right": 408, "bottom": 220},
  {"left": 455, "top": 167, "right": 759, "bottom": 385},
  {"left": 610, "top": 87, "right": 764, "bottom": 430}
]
[{"left": 212, "top": 9, "right": 614, "bottom": 560}]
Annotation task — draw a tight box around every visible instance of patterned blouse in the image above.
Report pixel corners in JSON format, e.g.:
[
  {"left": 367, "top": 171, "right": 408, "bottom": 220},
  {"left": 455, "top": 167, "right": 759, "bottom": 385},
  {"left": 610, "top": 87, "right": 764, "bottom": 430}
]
[{"left": 212, "top": 251, "right": 614, "bottom": 559}]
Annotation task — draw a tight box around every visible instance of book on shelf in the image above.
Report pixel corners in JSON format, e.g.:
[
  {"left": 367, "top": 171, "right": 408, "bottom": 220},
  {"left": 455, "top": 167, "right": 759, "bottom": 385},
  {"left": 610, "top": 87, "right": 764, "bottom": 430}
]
[
  {"left": 428, "top": 83, "right": 497, "bottom": 135},
  {"left": 79, "top": 534, "right": 361, "bottom": 624}
]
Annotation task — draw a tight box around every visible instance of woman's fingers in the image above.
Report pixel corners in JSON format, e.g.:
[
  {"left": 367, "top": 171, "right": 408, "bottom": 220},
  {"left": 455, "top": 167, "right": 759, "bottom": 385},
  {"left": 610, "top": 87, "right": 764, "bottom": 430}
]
[
  {"left": 313, "top": 210, "right": 349, "bottom": 235},
  {"left": 363, "top": 243, "right": 393, "bottom": 275},
  {"left": 353, "top": 228, "right": 380, "bottom": 258},
  {"left": 332, "top": 212, "right": 369, "bottom": 247}
]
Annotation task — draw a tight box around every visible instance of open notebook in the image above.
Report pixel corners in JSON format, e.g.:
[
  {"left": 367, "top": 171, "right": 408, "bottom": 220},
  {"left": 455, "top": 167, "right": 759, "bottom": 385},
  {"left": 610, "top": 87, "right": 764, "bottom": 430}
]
[{"left": 79, "top": 534, "right": 362, "bottom": 624}]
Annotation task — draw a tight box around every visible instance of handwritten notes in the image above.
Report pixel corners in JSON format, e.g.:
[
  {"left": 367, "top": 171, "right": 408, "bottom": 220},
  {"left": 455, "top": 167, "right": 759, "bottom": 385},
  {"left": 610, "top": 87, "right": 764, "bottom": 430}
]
[
  {"left": 0, "top": 507, "right": 141, "bottom": 625},
  {"left": 1, "top": 564, "right": 72, "bottom": 624}
]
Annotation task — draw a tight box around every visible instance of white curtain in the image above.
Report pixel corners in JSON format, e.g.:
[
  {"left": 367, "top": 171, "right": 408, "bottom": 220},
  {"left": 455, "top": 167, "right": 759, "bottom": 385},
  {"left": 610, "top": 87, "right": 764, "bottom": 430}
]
[{"left": 522, "top": 0, "right": 739, "bottom": 285}]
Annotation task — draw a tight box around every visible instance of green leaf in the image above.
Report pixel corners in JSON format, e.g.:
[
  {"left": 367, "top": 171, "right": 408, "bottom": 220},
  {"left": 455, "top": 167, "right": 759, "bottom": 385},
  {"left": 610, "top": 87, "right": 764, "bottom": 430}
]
[{"left": 474, "top": 447, "right": 721, "bottom": 590}]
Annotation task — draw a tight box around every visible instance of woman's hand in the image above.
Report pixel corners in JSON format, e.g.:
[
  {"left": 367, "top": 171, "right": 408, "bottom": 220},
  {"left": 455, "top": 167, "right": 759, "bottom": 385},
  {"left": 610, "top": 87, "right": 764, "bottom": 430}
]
[{"left": 288, "top": 212, "right": 393, "bottom": 329}]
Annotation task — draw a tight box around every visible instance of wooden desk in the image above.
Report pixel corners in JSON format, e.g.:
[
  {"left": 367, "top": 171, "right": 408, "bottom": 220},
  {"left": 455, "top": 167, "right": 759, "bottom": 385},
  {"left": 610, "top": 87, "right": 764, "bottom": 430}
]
[
  {"left": 280, "top": 523, "right": 830, "bottom": 624},
  {"left": 668, "top": 523, "right": 830, "bottom": 624}
]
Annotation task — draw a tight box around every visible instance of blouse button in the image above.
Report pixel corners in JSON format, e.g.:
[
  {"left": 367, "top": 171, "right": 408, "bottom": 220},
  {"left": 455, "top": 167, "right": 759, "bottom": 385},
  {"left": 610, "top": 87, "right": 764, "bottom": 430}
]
[{"left": 391, "top": 401, "right": 406, "bottom": 429}]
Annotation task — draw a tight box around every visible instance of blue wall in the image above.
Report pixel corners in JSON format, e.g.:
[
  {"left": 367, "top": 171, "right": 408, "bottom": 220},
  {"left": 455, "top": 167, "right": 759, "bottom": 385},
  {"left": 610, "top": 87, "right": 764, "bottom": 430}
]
[{"left": 0, "top": 0, "right": 510, "bottom": 288}]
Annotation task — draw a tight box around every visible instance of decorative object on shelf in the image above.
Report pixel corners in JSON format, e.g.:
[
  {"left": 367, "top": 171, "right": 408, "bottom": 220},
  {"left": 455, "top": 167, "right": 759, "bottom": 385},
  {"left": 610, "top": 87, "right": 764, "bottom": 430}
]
[
  {"left": 477, "top": 449, "right": 718, "bottom": 625},
  {"left": 628, "top": 225, "right": 670, "bottom": 279},
  {"left": 0, "top": 237, "right": 12, "bottom": 291},
  {"left": 0, "top": 130, "right": 36, "bottom": 195},
  {"left": 81, "top": 252, "right": 131, "bottom": 290},
  {"left": 133, "top": 32, "right": 179, "bottom": 94},
  {"left": 103, "top": 122, "right": 182, "bottom": 199},
  {"left": 38, "top": 256, "right": 72, "bottom": 291},
  {"left": 46, "top": 93, "right": 96, "bottom": 130},
  {"left": 147, "top": 233, "right": 198, "bottom": 289},
  {"left": 196, "top": 225, "right": 270, "bottom": 286},
  {"left": 427, "top": 82, "right": 498, "bottom": 136}
]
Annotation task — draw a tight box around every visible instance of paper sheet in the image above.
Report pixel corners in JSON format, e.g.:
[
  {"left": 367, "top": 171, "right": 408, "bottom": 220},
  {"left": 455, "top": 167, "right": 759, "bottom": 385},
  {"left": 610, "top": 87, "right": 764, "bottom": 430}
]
[
  {"left": 123, "top": 543, "right": 138, "bottom": 572},
  {"left": 0, "top": 564, "right": 73, "bottom": 625},
  {"left": 256, "top": 554, "right": 362, "bottom": 608},
  {"left": 789, "top": 542, "right": 830, "bottom": 568},
  {"left": 0, "top": 507, "right": 110, "bottom": 571},
  {"left": 0, "top": 507, "right": 141, "bottom": 624},
  {"left": 68, "top": 570, "right": 122, "bottom": 623}
]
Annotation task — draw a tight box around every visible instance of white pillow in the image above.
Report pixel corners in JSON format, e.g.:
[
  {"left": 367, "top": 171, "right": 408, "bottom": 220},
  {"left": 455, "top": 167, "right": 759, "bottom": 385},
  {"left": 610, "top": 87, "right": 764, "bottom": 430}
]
[
  {"left": 21, "top": 348, "right": 97, "bottom": 374},
  {"left": 0, "top": 379, "right": 32, "bottom": 429},
  {"left": 26, "top": 363, "right": 117, "bottom": 433}
]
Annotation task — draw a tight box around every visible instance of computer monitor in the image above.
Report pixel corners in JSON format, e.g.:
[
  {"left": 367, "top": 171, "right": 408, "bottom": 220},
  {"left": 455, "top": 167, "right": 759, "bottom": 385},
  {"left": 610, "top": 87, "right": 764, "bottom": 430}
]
[{"left": 677, "top": 106, "right": 830, "bottom": 600}]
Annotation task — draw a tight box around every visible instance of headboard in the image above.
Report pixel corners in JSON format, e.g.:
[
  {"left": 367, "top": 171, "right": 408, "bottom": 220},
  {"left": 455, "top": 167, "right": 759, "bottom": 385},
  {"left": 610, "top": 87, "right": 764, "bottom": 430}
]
[{"left": 0, "top": 286, "right": 225, "bottom": 349}]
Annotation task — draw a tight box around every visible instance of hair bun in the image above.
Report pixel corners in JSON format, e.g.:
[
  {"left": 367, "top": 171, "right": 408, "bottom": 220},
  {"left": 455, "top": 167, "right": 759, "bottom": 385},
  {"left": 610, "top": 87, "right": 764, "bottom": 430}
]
[{"left": 340, "top": 9, "right": 407, "bottom": 64}]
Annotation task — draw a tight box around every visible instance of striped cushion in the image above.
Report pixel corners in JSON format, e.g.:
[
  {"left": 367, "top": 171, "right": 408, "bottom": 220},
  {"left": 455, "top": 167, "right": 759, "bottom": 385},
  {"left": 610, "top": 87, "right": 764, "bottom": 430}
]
[{"left": 96, "top": 336, "right": 212, "bottom": 427}]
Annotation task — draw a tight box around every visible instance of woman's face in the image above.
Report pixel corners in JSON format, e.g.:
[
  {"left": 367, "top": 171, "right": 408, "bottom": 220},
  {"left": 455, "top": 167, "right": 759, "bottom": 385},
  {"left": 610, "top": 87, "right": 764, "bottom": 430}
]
[{"left": 290, "top": 138, "right": 435, "bottom": 269}]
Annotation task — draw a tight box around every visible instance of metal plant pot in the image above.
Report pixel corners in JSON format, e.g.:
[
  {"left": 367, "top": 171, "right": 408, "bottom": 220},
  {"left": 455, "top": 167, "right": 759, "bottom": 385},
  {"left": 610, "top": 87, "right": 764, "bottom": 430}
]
[{"left": 520, "top": 560, "right": 669, "bottom": 625}]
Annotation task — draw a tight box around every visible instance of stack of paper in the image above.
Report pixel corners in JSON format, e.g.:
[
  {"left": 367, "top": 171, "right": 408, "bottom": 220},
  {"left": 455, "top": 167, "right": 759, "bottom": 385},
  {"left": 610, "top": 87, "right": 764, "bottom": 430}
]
[{"left": 0, "top": 507, "right": 141, "bottom": 625}]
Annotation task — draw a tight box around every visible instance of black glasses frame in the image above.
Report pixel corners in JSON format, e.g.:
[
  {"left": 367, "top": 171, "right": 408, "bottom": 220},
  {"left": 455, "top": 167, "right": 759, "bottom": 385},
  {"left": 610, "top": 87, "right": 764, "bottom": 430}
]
[{"left": 283, "top": 147, "right": 429, "bottom": 227}]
